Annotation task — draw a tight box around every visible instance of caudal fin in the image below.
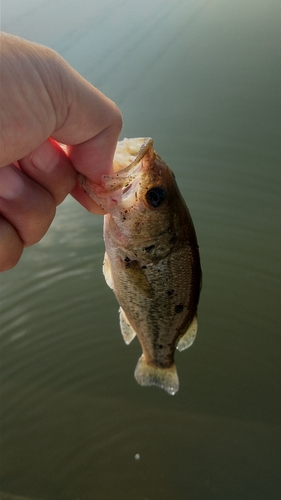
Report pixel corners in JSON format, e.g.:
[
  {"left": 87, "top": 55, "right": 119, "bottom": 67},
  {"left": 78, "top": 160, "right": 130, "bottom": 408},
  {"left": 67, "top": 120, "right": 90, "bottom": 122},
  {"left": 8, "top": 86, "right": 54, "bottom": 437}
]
[{"left": 134, "top": 356, "right": 179, "bottom": 395}]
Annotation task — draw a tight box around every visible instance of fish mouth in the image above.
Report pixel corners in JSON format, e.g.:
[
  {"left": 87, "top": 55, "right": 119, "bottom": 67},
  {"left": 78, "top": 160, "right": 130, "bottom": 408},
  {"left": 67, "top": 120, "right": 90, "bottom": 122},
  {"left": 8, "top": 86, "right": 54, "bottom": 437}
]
[
  {"left": 78, "top": 137, "right": 154, "bottom": 209},
  {"left": 113, "top": 137, "right": 153, "bottom": 175},
  {"left": 98, "top": 138, "right": 154, "bottom": 201}
]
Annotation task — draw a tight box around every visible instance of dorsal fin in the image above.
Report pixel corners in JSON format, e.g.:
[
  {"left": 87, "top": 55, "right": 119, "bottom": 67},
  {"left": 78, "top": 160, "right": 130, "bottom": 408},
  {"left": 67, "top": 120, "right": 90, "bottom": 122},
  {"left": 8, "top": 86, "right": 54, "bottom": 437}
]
[{"left": 177, "top": 314, "right": 198, "bottom": 351}]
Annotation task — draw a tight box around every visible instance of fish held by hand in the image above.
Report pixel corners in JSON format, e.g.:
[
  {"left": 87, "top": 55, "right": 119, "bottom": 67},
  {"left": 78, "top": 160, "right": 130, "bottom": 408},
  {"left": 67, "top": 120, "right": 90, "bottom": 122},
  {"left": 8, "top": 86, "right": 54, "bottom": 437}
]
[{"left": 80, "top": 138, "right": 202, "bottom": 395}]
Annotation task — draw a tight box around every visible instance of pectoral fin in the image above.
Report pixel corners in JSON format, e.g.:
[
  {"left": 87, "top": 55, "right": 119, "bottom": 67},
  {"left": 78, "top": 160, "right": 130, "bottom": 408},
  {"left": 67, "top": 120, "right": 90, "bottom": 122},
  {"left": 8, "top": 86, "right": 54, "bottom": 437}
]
[
  {"left": 177, "top": 314, "right": 198, "bottom": 351},
  {"left": 122, "top": 260, "right": 153, "bottom": 298},
  {"left": 103, "top": 252, "right": 114, "bottom": 289},
  {"left": 134, "top": 355, "right": 179, "bottom": 395},
  {"left": 119, "top": 307, "right": 136, "bottom": 344}
]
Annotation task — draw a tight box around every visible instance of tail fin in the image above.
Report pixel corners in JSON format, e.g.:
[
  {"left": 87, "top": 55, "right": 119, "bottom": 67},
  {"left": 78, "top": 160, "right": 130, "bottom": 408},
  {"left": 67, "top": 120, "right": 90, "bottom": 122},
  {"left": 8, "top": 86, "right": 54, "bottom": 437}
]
[{"left": 134, "top": 355, "right": 179, "bottom": 395}]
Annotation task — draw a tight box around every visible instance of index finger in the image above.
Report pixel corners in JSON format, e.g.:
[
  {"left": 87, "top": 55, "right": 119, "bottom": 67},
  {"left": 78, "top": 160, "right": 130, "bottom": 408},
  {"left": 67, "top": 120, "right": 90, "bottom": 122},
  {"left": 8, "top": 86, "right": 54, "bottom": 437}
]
[
  {"left": 51, "top": 73, "right": 122, "bottom": 211},
  {"left": 52, "top": 80, "right": 122, "bottom": 180},
  {"left": 1, "top": 34, "right": 122, "bottom": 211}
]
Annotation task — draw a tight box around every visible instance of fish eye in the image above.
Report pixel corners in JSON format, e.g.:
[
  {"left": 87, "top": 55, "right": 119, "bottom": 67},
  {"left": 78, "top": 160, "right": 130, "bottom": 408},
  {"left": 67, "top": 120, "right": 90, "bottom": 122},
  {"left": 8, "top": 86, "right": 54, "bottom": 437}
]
[{"left": 145, "top": 187, "right": 167, "bottom": 208}]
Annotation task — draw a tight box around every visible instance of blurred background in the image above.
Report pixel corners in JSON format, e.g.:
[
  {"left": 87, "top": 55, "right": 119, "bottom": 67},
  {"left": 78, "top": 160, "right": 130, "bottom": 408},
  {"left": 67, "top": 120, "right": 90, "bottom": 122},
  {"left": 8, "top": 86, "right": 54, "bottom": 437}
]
[{"left": 1, "top": 0, "right": 281, "bottom": 499}]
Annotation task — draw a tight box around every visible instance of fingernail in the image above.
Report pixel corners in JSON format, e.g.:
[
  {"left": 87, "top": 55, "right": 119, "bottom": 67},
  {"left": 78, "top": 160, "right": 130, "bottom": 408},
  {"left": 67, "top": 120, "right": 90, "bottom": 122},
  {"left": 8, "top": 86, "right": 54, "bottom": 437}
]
[
  {"left": 0, "top": 165, "right": 24, "bottom": 199},
  {"left": 29, "top": 139, "right": 60, "bottom": 172}
]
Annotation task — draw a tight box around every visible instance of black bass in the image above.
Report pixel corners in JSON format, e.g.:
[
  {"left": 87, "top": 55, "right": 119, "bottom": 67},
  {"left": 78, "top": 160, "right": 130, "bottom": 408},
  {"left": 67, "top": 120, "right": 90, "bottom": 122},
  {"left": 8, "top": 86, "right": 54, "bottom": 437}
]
[{"left": 80, "top": 138, "right": 202, "bottom": 395}]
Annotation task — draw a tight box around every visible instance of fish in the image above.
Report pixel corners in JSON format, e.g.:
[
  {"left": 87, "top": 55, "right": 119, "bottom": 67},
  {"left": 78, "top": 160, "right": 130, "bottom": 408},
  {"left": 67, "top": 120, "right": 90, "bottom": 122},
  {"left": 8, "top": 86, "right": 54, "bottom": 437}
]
[{"left": 80, "top": 138, "right": 202, "bottom": 395}]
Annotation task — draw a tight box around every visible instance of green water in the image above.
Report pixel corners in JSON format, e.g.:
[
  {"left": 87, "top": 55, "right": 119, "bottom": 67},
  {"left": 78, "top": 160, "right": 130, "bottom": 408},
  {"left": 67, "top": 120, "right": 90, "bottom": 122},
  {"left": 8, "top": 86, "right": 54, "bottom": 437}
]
[{"left": 1, "top": 0, "right": 281, "bottom": 499}]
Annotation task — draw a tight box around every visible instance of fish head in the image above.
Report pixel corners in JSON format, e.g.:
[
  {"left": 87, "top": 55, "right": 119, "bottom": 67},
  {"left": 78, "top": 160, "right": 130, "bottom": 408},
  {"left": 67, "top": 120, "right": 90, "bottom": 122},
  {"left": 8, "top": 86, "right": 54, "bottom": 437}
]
[{"left": 80, "top": 138, "right": 189, "bottom": 241}]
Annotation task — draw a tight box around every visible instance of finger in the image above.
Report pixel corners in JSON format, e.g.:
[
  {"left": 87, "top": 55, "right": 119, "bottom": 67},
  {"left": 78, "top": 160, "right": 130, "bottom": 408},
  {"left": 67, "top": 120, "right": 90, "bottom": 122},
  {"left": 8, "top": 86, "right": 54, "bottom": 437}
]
[
  {"left": 0, "top": 164, "right": 56, "bottom": 247},
  {"left": 58, "top": 97, "right": 122, "bottom": 182},
  {"left": 67, "top": 124, "right": 122, "bottom": 212},
  {"left": 1, "top": 36, "right": 122, "bottom": 171},
  {"left": 0, "top": 215, "right": 23, "bottom": 272},
  {"left": 18, "top": 138, "right": 77, "bottom": 206},
  {"left": 1, "top": 35, "right": 122, "bottom": 214},
  {"left": 71, "top": 180, "right": 106, "bottom": 215},
  {"left": 49, "top": 67, "right": 122, "bottom": 189},
  {"left": 53, "top": 85, "right": 122, "bottom": 212}
]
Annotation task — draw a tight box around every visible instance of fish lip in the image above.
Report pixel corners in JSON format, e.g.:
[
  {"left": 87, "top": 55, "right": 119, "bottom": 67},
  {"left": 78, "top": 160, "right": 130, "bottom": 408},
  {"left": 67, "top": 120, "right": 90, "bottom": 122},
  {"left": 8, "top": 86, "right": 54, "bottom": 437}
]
[
  {"left": 78, "top": 137, "right": 154, "bottom": 209},
  {"left": 114, "top": 137, "right": 153, "bottom": 176}
]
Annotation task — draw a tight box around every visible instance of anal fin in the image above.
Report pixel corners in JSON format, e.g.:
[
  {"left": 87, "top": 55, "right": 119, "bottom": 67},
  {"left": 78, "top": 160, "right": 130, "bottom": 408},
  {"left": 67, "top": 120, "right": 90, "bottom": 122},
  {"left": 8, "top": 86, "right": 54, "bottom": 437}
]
[
  {"left": 119, "top": 307, "right": 136, "bottom": 345},
  {"left": 177, "top": 314, "right": 198, "bottom": 351}
]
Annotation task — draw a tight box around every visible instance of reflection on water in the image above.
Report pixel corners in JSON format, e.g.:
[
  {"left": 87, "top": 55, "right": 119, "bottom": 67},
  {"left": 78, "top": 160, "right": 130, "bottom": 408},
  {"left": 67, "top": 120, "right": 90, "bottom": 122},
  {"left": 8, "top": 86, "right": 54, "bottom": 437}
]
[{"left": 1, "top": 0, "right": 281, "bottom": 499}]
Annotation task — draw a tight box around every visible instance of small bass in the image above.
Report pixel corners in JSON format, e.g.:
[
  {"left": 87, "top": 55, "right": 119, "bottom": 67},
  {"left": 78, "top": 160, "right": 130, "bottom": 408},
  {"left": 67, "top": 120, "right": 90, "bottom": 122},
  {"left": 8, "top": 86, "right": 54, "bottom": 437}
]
[{"left": 80, "top": 138, "right": 202, "bottom": 395}]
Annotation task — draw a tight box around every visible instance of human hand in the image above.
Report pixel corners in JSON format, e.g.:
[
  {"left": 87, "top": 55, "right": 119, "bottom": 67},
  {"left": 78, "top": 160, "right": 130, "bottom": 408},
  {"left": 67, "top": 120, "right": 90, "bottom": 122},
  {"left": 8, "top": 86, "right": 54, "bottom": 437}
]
[{"left": 0, "top": 32, "right": 122, "bottom": 271}]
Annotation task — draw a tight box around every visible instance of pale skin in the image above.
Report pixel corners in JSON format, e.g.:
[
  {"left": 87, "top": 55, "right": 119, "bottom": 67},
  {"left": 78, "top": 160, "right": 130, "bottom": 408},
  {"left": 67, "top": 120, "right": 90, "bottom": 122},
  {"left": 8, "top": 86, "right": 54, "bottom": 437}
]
[{"left": 0, "top": 32, "right": 123, "bottom": 272}]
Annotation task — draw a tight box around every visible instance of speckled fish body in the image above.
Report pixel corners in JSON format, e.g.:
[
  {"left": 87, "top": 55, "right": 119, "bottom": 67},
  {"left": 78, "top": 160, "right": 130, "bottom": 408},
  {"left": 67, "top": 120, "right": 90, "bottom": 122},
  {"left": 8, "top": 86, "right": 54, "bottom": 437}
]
[{"left": 80, "top": 138, "right": 202, "bottom": 395}]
